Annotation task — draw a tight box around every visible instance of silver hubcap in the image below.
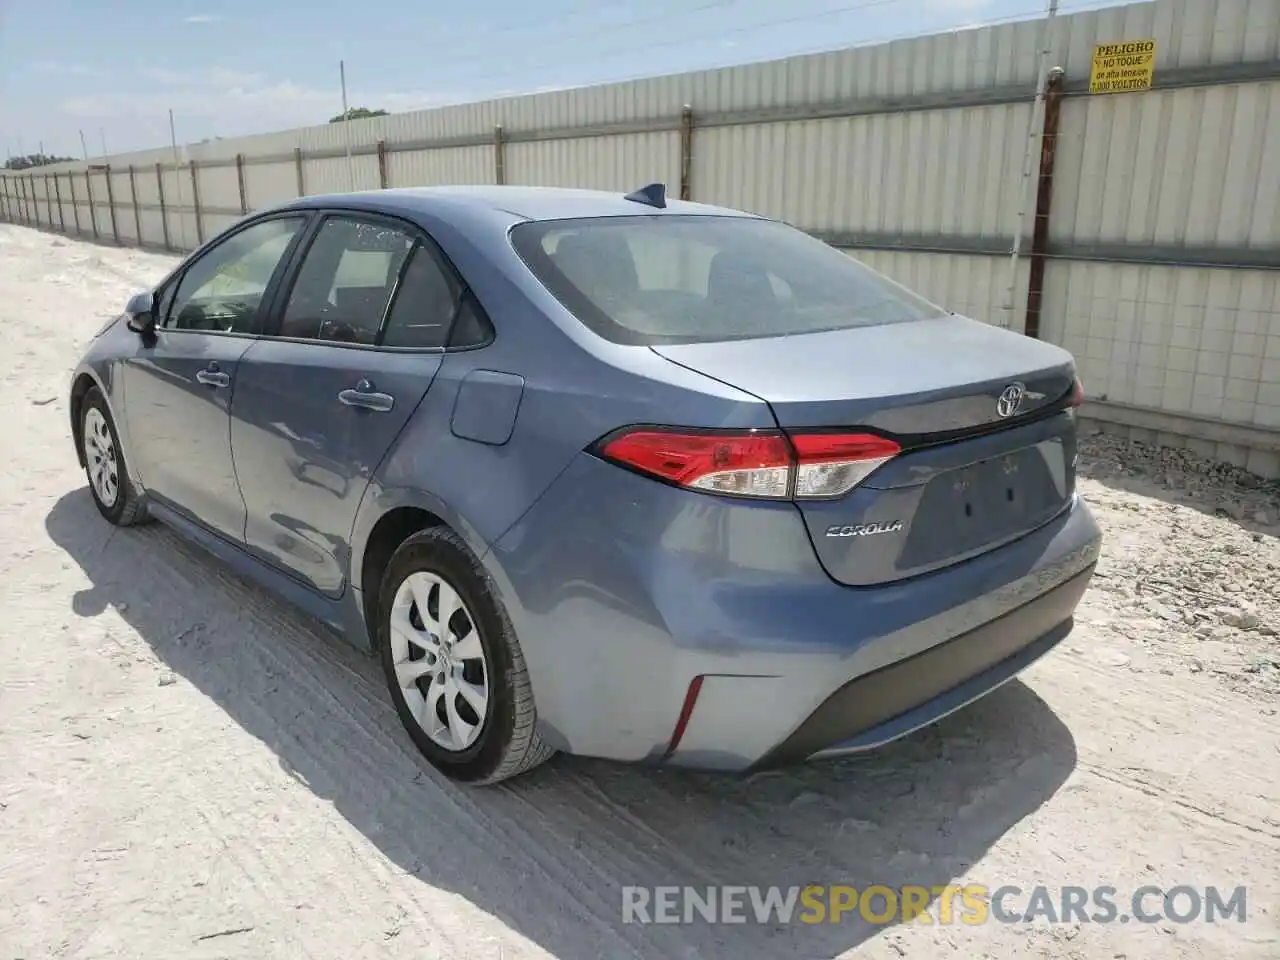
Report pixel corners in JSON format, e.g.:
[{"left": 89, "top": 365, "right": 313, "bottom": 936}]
[
  {"left": 389, "top": 571, "right": 490, "bottom": 752},
  {"left": 83, "top": 407, "right": 119, "bottom": 509}
]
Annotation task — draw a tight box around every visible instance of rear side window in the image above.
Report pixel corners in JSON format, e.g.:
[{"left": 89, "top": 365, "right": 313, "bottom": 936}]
[
  {"left": 381, "top": 245, "right": 460, "bottom": 349},
  {"left": 510, "top": 215, "right": 948, "bottom": 346},
  {"left": 280, "top": 216, "right": 413, "bottom": 345}
]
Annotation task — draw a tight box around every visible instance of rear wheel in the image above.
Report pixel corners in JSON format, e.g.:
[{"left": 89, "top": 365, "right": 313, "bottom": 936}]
[
  {"left": 80, "top": 388, "right": 147, "bottom": 526},
  {"left": 377, "top": 527, "right": 554, "bottom": 784}
]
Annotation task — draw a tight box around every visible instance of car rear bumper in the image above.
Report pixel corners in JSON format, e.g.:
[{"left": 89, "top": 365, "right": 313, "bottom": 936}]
[
  {"left": 485, "top": 451, "right": 1102, "bottom": 770},
  {"left": 753, "top": 563, "right": 1092, "bottom": 768}
]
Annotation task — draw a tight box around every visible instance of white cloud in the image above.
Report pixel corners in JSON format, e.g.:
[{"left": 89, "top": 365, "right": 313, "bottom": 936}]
[
  {"left": 31, "top": 60, "right": 102, "bottom": 77},
  {"left": 58, "top": 69, "right": 467, "bottom": 146},
  {"left": 139, "top": 66, "right": 263, "bottom": 87},
  {"left": 183, "top": 14, "right": 222, "bottom": 23}
]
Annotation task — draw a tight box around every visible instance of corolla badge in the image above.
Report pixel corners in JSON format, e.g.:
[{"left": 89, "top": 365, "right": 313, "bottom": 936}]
[
  {"left": 996, "top": 381, "right": 1026, "bottom": 418},
  {"left": 825, "top": 520, "right": 904, "bottom": 538}
]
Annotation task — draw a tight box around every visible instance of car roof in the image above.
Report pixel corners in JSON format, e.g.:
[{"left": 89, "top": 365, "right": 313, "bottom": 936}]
[{"left": 276, "top": 185, "right": 756, "bottom": 223}]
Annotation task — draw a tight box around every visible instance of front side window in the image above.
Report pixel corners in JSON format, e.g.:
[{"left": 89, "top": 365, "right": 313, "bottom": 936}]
[
  {"left": 166, "top": 216, "right": 304, "bottom": 333},
  {"left": 510, "top": 215, "right": 949, "bottom": 345},
  {"left": 280, "top": 216, "right": 414, "bottom": 345}
]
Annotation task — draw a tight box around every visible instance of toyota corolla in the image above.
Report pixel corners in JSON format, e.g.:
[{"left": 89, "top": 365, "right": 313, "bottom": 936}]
[{"left": 69, "top": 184, "right": 1101, "bottom": 784}]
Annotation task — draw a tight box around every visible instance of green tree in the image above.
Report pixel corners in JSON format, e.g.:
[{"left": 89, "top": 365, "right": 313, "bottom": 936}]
[
  {"left": 329, "top": 107, "right": 389, "bottom": 123},
  {"left": 5, "top": 153, "right": 77, "bottom": 170}
]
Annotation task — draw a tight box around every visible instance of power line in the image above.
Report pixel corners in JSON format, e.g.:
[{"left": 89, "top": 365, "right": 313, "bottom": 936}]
[
  {"left": 418, "top": 0, "right": 744, "bottom": 77},
  {"left": 22, "top": 0, "right": 1125, "bottom": 156},
  {"left": 414, "top": 0, "right": 694, "bottom": 61},
  {"left": 452, "top": 0, "right": 1125, "bottom": 96},
  {"left": 444, "top": 0, "right": 904, "bottom": 88}
]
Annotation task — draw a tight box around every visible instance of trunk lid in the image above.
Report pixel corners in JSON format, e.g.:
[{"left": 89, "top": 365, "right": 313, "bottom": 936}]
[{"left": 652, "top": 316, "right": 1080, "bottom": 586}]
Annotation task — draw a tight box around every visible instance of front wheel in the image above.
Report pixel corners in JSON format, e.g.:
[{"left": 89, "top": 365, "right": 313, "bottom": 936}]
[
  {"left": 376, "top": 527, "right": 554, "bottom": 784},
  {"left": 80, "top": 387, "right": 147, "bottom": 526}
]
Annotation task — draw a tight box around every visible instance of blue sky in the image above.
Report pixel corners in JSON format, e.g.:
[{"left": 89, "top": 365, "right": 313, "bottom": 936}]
[{"left": 1, "top": 0, "right": 1121, "bottom": 158}]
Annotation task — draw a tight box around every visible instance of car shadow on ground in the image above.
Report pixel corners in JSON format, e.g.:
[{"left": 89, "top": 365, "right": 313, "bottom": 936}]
[{"left": 47, "top": 489, "right": 1079, "bottom": 960}]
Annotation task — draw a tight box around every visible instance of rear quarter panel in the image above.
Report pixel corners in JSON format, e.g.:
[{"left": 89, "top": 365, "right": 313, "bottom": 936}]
[{"left": 350, "top": 203, "right": 776, "bottom": 593}]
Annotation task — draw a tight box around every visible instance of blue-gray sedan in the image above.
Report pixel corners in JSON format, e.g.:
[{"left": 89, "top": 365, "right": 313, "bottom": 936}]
[{"left": 68, "top": 184, "right": 1102, "bottom": 784}]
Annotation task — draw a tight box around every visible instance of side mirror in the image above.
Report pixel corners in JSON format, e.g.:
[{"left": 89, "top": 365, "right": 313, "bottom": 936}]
[{"left": 124, "top": 291, "right": 156, "bottom": 334}]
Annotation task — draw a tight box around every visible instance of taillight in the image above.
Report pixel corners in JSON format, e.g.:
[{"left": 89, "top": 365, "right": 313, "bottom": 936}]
[
  {"left": 598, "top": 427, "right": 900, "bottom": 500},
  {"left": 1067, "top": 377, "right": 1085, "bottom": 407},
  {"left": 599, "top": 429, "right": 793, "bottom": 498},
  {"left": 789, "top": 432, "right": 902, "bottom": 498}
]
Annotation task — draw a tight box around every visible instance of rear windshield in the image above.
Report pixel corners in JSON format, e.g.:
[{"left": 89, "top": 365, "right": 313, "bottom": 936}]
[{"left": 509, "top": 215, "right": 949, "bottom": 345}]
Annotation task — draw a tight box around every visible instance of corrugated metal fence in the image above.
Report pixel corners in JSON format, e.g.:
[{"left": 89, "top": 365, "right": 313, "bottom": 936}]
[{"left": 4, "top": 0, "right": 1280, "bottom": 475}]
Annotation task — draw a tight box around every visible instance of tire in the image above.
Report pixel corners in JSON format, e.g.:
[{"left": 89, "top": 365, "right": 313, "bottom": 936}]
[
  {"left": 376, "top": 526, "right": 554, "bottom": 784},
  {"left": 80, "top": 387, "right": 148, "bottom": 527}
]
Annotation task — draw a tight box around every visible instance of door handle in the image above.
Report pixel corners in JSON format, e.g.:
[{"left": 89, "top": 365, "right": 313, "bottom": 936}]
[
  {"left": 338, "top": 379, "right": 395, "bottom": 413},
  {"left": 196, "top": 365, "right": 230, "bottom": 388}
]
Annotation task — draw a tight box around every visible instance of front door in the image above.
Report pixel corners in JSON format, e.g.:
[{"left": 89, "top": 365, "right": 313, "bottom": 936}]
[
  {"left": 123, "top": 215, "right": 308, "bottom": 541},
  {"left": 230, "top": 213, "right": 464, "bottom": 596}
]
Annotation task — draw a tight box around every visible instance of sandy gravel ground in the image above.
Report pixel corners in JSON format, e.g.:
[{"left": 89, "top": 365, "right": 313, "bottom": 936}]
[{"left": 0, "top": 224, "right": 1277, "bottom": 960}]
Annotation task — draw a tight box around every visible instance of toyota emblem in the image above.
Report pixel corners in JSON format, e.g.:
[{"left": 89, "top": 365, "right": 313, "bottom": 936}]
[{"left": 996, "top": 382, "right": 1026, "bottom": 419}]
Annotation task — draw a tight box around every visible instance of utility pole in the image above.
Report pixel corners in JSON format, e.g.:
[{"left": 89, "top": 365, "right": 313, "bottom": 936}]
[
  {"left": 99, "top": 128, "right": 108, "bottom": 158},
  {"left": 339, "top": 59, "right": 354, "bottom": 191},
  {"left": 169, "top": 108, "right": 187, "bottom": 250},
  {"left": 79, "top": 129, "right": 89, "bottom": 161}
]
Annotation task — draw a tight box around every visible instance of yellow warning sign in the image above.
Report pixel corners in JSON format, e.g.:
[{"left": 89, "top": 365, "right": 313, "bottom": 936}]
[{"left": 1089, "top": 39, "right": 1156, "bottom": 93}]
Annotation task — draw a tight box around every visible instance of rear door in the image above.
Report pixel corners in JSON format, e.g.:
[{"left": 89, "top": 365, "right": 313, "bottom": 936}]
[
  {"left": 122, "top": 214, "right": 308, "bottom": 541},
  {"left": 229, "top": 212, "right": 463, "bottom": 596}
]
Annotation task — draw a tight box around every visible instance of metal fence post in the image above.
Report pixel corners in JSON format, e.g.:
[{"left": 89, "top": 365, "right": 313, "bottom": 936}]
[
  {"left": 1023, "top": 67, "right": 1066, "bottom": 341},
  {"left": 679, "top": 105, "right": 694, "bottom": 201},
  {"left": 294, "top": 147, "right": 305, "bottom": 197},
  {"left": 376, "top": 140, "right": 388, "bottom": 189},
  {"left": 103, "top": 165, "right": 120, "bottom": 243},
  {"left": 494, "top": 125, "right": 506, "bottom": 185},
  {"left": 128, "top": 165, "right": 141, "bottom": 244},
  {"left": 189, "top": 160, "right": 203, "bottom": 245},
  {"left": 68, "top": 172, "right": 81, "bottom": 234},
  {"left": 30, "top": 174, "right": 40, "bottom": 228},
  {"left": 156, "top": 163, "right": 170, "bottom": 250},
  {"left": 235, "top": 153, "right": 248, "bottom": 214},
  {"left": 85, "top": 171, "right": 98, "bottom": 239},
  {"left": 43, "top": 176, "right": 55, "bottom": 231},
  {"left": 53, "top": 173, "right": 64, "bottom": 231}
]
